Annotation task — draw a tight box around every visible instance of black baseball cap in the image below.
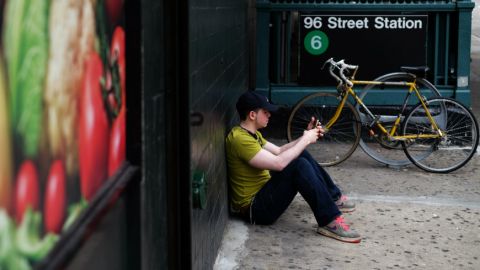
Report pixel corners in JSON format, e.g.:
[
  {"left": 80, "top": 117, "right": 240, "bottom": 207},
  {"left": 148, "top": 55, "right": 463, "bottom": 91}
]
[{"left": 236, "top": 91, "right": 279, "bottom": 115}]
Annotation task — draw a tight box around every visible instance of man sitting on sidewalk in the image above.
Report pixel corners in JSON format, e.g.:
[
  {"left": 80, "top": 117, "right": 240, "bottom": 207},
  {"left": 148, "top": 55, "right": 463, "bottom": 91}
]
[{"left": 226, "top": 90, "right": 361, "bottom": 243}]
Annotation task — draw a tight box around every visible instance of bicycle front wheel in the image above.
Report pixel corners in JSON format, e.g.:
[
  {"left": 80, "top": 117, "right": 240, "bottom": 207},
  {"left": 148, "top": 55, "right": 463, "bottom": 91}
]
[
  {"left": 402, "top": 97, "right": 479, "bottom": 173},
  {"left": 287, "top": 93, "right": 361, "bottom": 166},
  {"left": 357, "top": 72, "right": 441, "bottom": 167}
]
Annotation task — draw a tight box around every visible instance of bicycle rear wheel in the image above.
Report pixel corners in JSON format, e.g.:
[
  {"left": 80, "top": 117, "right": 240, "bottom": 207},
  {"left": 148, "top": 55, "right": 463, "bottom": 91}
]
[
  {"left": 402, "top": 97, "right": 479, "bottom": 173},
  {"left": 287, "top": 93, "right": 361, "bottom": 166},
  {"left": 357, "top": 72, "right": 441, "bottom": 167}
]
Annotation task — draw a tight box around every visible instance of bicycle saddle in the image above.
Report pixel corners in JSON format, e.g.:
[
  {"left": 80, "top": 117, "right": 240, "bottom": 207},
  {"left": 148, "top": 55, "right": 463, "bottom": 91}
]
[{"left": 400, "top": 66, "right": 429, "bottom": 77}]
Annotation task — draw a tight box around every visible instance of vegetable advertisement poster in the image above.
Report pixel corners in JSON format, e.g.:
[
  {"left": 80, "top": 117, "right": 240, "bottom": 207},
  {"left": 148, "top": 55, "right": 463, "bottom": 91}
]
[{"left": 0, "top": 0, "right": 126, "bottom": 268}]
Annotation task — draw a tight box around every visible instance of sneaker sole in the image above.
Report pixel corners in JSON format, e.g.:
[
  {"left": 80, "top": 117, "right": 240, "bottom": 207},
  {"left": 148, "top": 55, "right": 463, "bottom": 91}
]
[
  {"left": 316, "top": 228, "right": 361, "bottom": 243},
  {"left": 339, "top": 207, "right": 355, "bottom": 213}
]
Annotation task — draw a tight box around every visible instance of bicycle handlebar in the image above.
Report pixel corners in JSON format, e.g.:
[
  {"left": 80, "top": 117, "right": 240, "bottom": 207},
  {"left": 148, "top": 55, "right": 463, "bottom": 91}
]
[{"left": 322, "top": 58, "right": 358, "bottom": 88}]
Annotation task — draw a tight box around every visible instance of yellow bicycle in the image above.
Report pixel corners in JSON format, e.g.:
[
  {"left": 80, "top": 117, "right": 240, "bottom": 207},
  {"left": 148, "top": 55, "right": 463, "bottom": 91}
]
[{"left": 287, "top": 58, "right": 479, "bottom": 173}]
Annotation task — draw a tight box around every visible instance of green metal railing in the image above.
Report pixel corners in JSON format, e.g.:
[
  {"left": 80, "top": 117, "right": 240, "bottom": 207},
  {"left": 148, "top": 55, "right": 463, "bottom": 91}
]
[{"left": 256, "top": 0, "right": 475, "bottom": 106}]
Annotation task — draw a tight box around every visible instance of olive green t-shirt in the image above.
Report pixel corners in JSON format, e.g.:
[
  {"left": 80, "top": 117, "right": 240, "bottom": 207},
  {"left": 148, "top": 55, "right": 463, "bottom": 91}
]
[{"left": 225, "top": 126, "right": 271, "bottom": 211}]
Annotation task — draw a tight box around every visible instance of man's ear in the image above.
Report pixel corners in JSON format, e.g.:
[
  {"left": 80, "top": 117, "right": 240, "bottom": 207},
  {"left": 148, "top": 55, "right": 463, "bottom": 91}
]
[{"left": 248, "top": 110, "right": 256, "bottom": 120}]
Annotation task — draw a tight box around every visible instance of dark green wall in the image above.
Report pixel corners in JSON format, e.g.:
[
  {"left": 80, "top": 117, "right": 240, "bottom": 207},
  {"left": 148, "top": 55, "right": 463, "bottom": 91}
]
[
  {"left": 141, "top": 0, "right": 170, "bottom": 268},
  {"left": 140, "top": 0, "right": 252, "bottom": 268},
  {"left": 141, "top": 1, "right": 191, "bottom": 269},
  {"left": 189, "top": 0, "right": 252, "bottom": 268}
]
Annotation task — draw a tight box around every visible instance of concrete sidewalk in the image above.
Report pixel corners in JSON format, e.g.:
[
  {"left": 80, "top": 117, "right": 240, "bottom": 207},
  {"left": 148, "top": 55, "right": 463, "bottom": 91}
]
[
  {"left": 215, "top": 147, "right": 480, "bottom": 270},
  {"left": 215, "top": 2, "right": 480, "bottom": 269}
]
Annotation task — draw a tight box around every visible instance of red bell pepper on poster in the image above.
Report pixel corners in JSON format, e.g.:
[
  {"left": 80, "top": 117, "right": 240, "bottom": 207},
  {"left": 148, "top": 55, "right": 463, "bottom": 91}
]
[
  {"left": 44, "top": 160, "right": 66, "bottom": 233},
  {"left": 78, "top": 52, "right": 109, "bottom": 201},
  {"left": 109, "top": 26, "right": 125, "bottom": 110},
  {"left": 14, "top": 160, "right": 39, "bottom": 224},
  {"left": 108, "top": 107, "right": 126, "bottom": 176},
  {"left": 108, "top": 26, "right": 126, "bottom": 176}
]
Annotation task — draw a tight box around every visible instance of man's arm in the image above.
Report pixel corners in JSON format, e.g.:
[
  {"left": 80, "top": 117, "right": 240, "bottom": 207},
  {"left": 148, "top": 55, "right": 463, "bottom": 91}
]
[
  {"left": 249, "top": 128, "right": 320, "bottom": 171},
  {"left": 262, "top": 140, "right": 294, "bottom": 156},
  {"left": 263, "top": 118, "right": 325, "bottom": 155}
]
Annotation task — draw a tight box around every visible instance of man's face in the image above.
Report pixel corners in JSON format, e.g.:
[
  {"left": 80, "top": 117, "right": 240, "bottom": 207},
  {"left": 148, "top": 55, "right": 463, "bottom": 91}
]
[{"left": 253, "top": 108, "right": 271, "bottom": 128}]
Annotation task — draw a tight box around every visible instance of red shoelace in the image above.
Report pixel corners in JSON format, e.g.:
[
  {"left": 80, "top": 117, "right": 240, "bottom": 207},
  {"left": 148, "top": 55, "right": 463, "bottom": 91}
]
[{"left": 334, "top": 216, "right": 350, "bottom": 230}]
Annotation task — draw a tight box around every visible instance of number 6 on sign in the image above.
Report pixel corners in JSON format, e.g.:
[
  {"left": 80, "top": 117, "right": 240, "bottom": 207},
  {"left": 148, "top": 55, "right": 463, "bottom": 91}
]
[
  {"left": 304, "top": 30, "right": 329, "bottom": 56},
  {"left": 311, "top": 36, "right": 322, "bottom": 50}
]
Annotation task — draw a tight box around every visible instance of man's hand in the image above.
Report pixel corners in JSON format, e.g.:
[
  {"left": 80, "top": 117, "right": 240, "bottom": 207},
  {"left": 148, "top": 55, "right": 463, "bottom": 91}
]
[
  {"left": 303, "top": 128, "right": 320, "bottom": 144},
  {"left": 317, "top": 124, "right": 325, "bottom": 137},
  {"left": 307, "top": 116, "right": 325, "bottom": 137},
  {"left": 307, "top": 117, "right": 316, "bottom": 130}
]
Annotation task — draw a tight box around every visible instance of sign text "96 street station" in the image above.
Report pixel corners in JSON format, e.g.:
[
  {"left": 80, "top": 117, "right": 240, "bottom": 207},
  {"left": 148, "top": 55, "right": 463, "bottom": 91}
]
[{"left": 303, "top": 16, "right": 424, "bottom": 30}]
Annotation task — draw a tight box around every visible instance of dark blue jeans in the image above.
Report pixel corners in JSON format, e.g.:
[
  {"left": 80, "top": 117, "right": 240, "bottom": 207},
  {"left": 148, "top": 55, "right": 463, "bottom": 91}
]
[{"left": 250, "top": 151, "right": 342, "bottom": 227}]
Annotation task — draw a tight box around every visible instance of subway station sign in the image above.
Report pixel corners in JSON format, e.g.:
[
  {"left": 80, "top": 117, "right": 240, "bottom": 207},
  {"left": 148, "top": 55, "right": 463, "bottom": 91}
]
[{"left": 299, "top": 14, "right": 428, "bottom": 85}]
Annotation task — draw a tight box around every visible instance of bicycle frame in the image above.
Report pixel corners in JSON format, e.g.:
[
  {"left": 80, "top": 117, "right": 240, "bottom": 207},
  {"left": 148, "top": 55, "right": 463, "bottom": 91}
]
[{"left": 325, "top": 79, "right": 443, "bottom": 142}]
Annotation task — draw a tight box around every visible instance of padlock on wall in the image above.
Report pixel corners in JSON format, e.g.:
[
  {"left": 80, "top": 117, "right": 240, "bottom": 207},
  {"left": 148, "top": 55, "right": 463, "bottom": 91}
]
[{"left": 192, "top": 170, "right": 207, "bottom": 209}]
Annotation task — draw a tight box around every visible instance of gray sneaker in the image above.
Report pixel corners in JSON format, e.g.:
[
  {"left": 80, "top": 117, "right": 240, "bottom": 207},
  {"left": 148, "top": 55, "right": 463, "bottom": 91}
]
[
  {"left": 335, "top": 195, "right": 355, "bottom": 213},
  {"left": 317, "top": 216, "right": 361, "bottom": 243}
]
